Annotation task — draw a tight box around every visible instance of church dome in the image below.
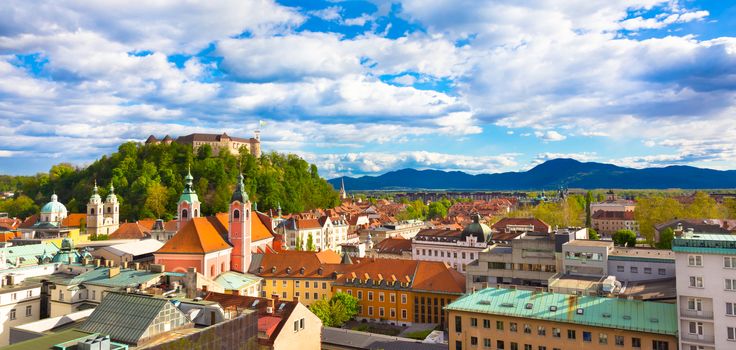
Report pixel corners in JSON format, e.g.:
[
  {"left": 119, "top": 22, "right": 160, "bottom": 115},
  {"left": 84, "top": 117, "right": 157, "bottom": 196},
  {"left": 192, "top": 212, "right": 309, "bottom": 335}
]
[
  {"left": 461, "top": 213, "right": 492, "bottom": 242},
  {"left": 41, "top": 193, "right": 68, "bottom": 216}
]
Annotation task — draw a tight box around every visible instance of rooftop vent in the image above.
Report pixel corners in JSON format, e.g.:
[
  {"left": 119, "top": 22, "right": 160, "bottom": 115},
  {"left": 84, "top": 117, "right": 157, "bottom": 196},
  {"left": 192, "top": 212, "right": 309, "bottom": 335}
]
[
  {"left": 500, "top": 302, "right": 515, "bottom": 308},
  {"left": 576, "top": 308, "right": 584, "bottom": 315},
  {"left": 623, "top": 315, "right": 631, "bottom": 320},
  {"left": 602, "top": 313, "right": 611, "bottom": 318},
  {"left": 525, "top": 303, "right": 533, "bottom": 310},
  {"left": 650, "top": 318, "right": 659, "bottom": 323},
  {"left": 549, "top": 306, "right": 557, "bottom": 312},
  {"left": 478, "top": 300, "right": 491, "bottom": 305}
]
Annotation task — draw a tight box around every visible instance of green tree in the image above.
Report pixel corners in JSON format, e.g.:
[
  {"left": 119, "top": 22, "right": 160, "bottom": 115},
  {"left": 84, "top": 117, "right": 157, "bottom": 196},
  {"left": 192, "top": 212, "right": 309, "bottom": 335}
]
[
  {"left": 588, "top": 228, "right": 600, "bottom": 240},
  {"left": 656, "top": 227, "right": 675, "bottom": 249},
  {"left": 145, "top": 182, "right": 169, "bottom": 218},
  {"left": 295, "top": 236, "right": 302, "bottom": 251},
  {"left": 309, "top": 292, "right": 359, "bottom": 327},
  {"left": 685, "top": 191, "right": 719, "bottom": 219},
  {"left": 0, "top": 195, "right": 38, "bottom": 218},
  {"left": 427, "top": 201, "right": 448, "bottom": 220},
  {"left": 585, "top": 191, "right": 592, "bottom": 227},
  {"left": 197, "top": 144, "right": 213, "bottom": 159},
  {"left": 306, "top": 233, "right": 315, "bottom": 251},
  {"left": 635, "top": 195, "right": 684, "bottom": 244},
  {"left": 612, "top": 229, "right": 637, "bottom": 247}
]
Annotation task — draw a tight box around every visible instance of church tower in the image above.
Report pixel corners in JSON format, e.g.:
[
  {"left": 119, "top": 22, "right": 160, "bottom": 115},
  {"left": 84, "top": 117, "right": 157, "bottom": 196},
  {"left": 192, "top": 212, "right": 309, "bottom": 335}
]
[
  {"left": 177, "top": 167, "right": 200, "bottom": 230},
  {"left": 228, "top": 173, "right": 252, "bottom": 272},
  {"left": 86, "top": 181, "right": 103, "bottom": 235},
  {"left": 102, "top": 183, "right": 120, "bottom": 235},
  {"left": 340, "top": 177, "right": 347, "bottom": 200}
]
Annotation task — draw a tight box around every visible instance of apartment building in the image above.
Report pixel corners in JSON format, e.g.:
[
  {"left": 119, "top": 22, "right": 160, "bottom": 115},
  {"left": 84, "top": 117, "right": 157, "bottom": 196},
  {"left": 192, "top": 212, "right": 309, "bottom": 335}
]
[
  {"left": 447, "top": 287, "right": 678, "bottom": 350},
  {"left": 251, "top": 250, "right": 343, "bottom": 306},
  {"left": 673, "top": 232, "right": 736, "bottom": 350},
  {"left": 333, "top": 258, "right": 465, "bottom": 327},
  {"left": 412, "top": 214, "right": 492, "bottom": 272}
]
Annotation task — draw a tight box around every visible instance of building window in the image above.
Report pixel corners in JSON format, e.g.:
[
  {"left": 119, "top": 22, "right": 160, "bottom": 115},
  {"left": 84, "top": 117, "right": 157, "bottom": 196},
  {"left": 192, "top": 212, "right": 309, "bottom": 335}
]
[
  {"left": 552, "top": 328, "right": 560, "bottom": 338},
  {"left": 632, "top": 337, "right": 641, "bottom": 348},
  {"left": 283, "top": 280, "right": 287, "bottom": 287},
  {"left": 314, "top": 292, "right": 318, "bottom": 299},
  {"left": 181, "top": 209, "right": 188, "bottom": 219},
  {"left": 644, "top": 267, "right": 652, "bottom": 274},
  {"left": 379, "top": 293, "right": 384, "bottom": 302},
  {"left": 483, "top": 319, "right": 491, "bottom": 328},
  {"left": 484, "top": 338, "right": 491, "bottom": 348},
  {"left": 617, "top": 265, "right": 625, "bottom": 272},
  {"left": 689, "top": 322, "right": 703, "bottom": 335},
  {"left": 497, "top": 340, "right": 505, "bottom": 350},
  {"left": 59, "top": 291, "right": 64, "bottom": 302},
  {"left": 652, "top": 340, "right": 669, "bottom": 350},
  {"left": 567, "top": 329, "right": 576, "bottom": 339},
  {"left": 282, "top": 292, "right": 286, "bottom": 298},
  {"left": 390, "top": 293, "right": 396, "bottom": 303},
  {"left": 368, "top": 291, "right": 373, "bottom": 301},
  {"left": 25, "top": 305, "right": 31, "bottom": 317},
  {"left": 401, "top": 294, "right": 407, "bottom": 304},
  {"left": 454, "top": 315, "right": 462, "bottom": 332},
  {"left": 379, "top": 307, "right": 384, "bottom": 317},
  {"left": 402, "top": 309, "right": 407, "bottom": 319},
  {"left": 496, "top": 320, "right": 504, "bottom": 330},
  {"left": 368, "top": 306, "right": 373, "bottom": 316},
  {"left": 471, "top": 337, "right": 478, "bottom": 346},
  {"left": 599, "top": 333, "right": 608, "bottom": 344},
  {"left": 583, "top": 331, "right": 591, "bottom": 342},
  {"left": 9, "top": 309, "right": 16, "bottom": 320},
  {"left": 727, "top": 279, "right": 736, "bottom": 291},
  {"left": 455, "top": 341, "right": 463, "bottom": 350},
  {"left": 27, "top": 290, "right": 32, "bottom": 297},
  {"left": 689, "top": 276, "right": 703, "bottom": 288},
  {"left": 537, "top": 326, "right": 546, "bottom": 336},
  {"left": 630, "top": 266, "right": 638, "bottom": 273},
  {"left": 390, "top": 308, "right": 396, "bottom": 318},
  {"left": 510, "top": 322, "right": 517, "bottom": 332},
  {"left": 92, "top": 290, "right": 96, "bottom": 300},
  {"left": 511, "top": 343, "right": 518, "bottom": 350},
  {"left": 688, "top": 255, "right": 703, "bottom": 267},
  {"left": 523, "top": 324, "right": 531, "bottom": 334},
  {"left": 688, "top": 298, "right": 702, "bottom": 311},
  {"left": 295, "top": 281, "right": 300, "bottom": 288},
  {"left": 729, "top": 327, "right": 736, "bottom": 341},
  {"left": 471, "top": 318, "right": 478, "bottom": 327},
  {"left": 233, "top": 209, "right": 240, "bottom": 219},
  {"left": 357, "top": 291, "right": 363, "bottom": 300},
  {"left": 725, "top": 257, "right": 736, "bottom": 268},
  {"left": 727, "top": 302, "right": 736, "bottom": 316}
]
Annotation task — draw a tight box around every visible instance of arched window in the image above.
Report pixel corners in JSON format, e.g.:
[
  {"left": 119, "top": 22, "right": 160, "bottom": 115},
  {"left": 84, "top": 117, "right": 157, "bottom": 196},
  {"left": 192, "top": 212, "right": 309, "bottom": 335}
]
[
  {"left": 181, "top": 209, "right": 188, "bottom": 219},
  {"left": 107, "top": 207, "right": 111, "bottom": 214},
  {"left": 194, "top": 209, "right": 198, "bottom": 217},
  {"left": 246, "top": 210, "right": 250, "bottom": 219},
  {"left": 221, "top": 262, "right": 225, "bottom": 273},
  {"left": 210, "top": 265, "right": 215, "bottom": 277},
  {"left": 233, "top": 210, "right": 240, "bottom": 219},
  {"left": 90, "top": 208, "right": 95, "bottom": 215}
]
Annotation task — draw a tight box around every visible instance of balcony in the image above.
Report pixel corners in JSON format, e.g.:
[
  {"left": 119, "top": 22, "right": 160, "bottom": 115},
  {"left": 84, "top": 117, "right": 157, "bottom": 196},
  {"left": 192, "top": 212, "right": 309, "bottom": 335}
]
[
  {"left": 681, "top": 333, "right": 715, "bottom": 345},
  {"left": 679, "top": 309, "right": 714, "bottom": 320}
]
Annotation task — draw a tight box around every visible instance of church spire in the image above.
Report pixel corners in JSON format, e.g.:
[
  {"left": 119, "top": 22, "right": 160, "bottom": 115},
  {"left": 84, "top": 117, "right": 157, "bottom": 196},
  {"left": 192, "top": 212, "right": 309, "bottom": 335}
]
[
  {"left": 231, "top": 173, "right": 248, "bottom": 203},
  {"left": 340, "top": 177, "right": 347, "bottom": 200}
]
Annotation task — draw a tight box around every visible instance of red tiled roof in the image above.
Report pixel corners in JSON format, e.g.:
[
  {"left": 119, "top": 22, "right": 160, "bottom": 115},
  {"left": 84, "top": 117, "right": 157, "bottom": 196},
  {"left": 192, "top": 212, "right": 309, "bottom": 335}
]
[
  {"left": 156, "top": 217, "right": 232, "bottom": 254},
  {"left": 0, "top": 217, "right": 21, "bottom": 231},
  {"left": 61, "top": 213, "right": 86, "bottom": 227},
  {"left": 109, "top": 222, "right": 149, "bottom": 239},
  {"left": 259, "top": 316, "right": 282, "bottom": 337},
  {"left": 492, "top": 217, "right": 550, "bottom": 233},
  {"left": 335, "top": 258, "right": 465, "bottom": 294},
  {"left": 592, "top": 210, "right": 636, "bottom": 220},
  {"left": 254, "top": 250, "right": 343, "bottom": 278},
  {"left": 19, "top": 214, "right": 38, "bottom": 229},
  {"left": 373, "top": 237, "right": 412, "bottom": 255}
]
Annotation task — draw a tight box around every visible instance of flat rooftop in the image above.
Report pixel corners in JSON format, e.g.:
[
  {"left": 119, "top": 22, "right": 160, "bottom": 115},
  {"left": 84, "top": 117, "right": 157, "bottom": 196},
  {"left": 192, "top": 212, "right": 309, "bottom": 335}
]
[
  {"left": 565, "top": 240, "right": 613, "bottom": 247},
  {"left": 609, "top": 247, "right": 674, "bottom": 261}
]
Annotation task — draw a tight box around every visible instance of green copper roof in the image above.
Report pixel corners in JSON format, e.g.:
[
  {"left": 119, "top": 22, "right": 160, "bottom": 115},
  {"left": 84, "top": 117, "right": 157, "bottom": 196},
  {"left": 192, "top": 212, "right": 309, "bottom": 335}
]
[
  {"left": 0, "top": 242, "right": 60, "bottom": 268},
  {"left": 178, "top": 167, "right": 198, "bottom": 203},
  {"left": 41, "top": 193, "right": 67, "bottom": 214},
  {"left": 215, "top": 271, "right": 261, "bottom": 290},
  {"left": 672, "top": 233, "right": 736, "bottom": 254},
  {"left": 446, "top": 288, "right": 677, "bottom": 336}
]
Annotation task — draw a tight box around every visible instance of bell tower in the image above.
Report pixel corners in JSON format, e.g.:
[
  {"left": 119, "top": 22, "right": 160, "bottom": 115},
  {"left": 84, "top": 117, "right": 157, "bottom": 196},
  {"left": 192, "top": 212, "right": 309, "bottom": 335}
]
[
  {"left": 86, "top": 181, "right": 103, "bottom": 235},
  {"left": 228, "top": 173, "right": 252, "bottom": 272},
  {"left": 177, "top": 166, "right": 200, "bottom": 230},
  {"left": 103, "top": 182, "right": 120, "bottom": 234}
]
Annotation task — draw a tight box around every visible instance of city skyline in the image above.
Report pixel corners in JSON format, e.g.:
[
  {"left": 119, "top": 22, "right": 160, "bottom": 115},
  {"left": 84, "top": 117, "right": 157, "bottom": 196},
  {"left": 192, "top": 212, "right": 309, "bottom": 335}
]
[{"left": 1, "top": 0, "right": 735, "bottom": 178}]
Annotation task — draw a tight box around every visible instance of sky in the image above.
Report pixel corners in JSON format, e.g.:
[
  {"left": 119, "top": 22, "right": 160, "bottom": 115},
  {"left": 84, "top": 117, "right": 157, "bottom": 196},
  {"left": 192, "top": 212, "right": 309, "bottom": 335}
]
[{"left": 0, "top": 0, "right": 735, "bottom": 179}]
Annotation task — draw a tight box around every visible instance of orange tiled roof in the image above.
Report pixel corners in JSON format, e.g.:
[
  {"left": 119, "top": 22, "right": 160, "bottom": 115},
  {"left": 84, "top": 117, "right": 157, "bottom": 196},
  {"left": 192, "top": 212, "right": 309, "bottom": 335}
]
[
  {"left": 61, "top": 213, "right": 86, "bottom": 227},
  {"left": 336, "top": 258, "right": 465, "bottom": 294},
  {"left": 18, "top": 214, "right": 38, "bottom": 229},
  {"left": 254, "top": 250, "right": 343, "bottom": 278},
  {"left": 110, "top": 222, "right": 149, "bottom": 239},
  {"left": 137, "top": 219, "right": 178, "bottom": 231},
  {"left": 0, "top": 231, "right": 21, "bottom": 242},
  {"left": 373, "top": 237, "right": 412, "bottom": 255},
  {"left": 156, "top": 217, "right": 232, "bottom": 254},
  {"left": 213, "top": 212, "right": 274, "bottom": 242},
  {"left": 0, "top": 217, "right": 21, "bottom": 230},
  {"left": 492, "top": 217, "right": 551, "bottom": 233}
]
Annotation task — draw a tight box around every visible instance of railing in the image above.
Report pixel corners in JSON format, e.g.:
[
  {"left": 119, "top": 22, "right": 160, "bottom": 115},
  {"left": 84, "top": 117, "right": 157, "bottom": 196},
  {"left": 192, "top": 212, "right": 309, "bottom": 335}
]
[
  {"left": 679, "top": 309, "right": 714, "bottom": 320},
  {"left": 681, "top": 333, "right": 715, "bottom": 344}
]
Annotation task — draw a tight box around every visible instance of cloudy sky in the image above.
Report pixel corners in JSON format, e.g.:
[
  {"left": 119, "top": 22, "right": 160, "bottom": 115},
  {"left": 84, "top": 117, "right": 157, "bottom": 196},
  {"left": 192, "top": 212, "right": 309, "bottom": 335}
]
[{"left": 1, "top": 0, "right": 734, "bottom": 178}]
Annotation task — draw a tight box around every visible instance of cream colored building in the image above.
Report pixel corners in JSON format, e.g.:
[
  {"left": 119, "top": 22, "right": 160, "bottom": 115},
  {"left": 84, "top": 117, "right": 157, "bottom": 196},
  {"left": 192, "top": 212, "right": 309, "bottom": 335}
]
[
  {"left": 152, "top": 132, "right": 262, "bottom": 157},
  {"left": 0, "top": 282, "right": 42, "bottom": 346}
]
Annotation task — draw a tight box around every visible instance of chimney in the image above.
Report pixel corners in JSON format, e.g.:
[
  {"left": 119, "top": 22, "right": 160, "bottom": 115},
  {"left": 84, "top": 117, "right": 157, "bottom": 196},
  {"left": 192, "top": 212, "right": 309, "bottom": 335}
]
[
  {"left": 108, "top": 267, "right": 120, "bottom": 278},
  {"left": 293, "top": 294, "right": 300, "bottom": 303},
  {"left": 122, "top": 261, "right": 128, "bottom": 269},
  {"left": 95, "top": 259, "right": 101, "bottom": 268}
]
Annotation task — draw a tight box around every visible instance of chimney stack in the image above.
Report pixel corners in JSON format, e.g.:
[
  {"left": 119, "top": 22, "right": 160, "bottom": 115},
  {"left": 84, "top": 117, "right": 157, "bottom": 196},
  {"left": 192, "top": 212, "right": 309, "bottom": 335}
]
[
  {"left": 134, "top": 262, "right": 140, "bottom": 270},
  {"left": 95, "top": 259, "right": 101, "bottom": 268}
]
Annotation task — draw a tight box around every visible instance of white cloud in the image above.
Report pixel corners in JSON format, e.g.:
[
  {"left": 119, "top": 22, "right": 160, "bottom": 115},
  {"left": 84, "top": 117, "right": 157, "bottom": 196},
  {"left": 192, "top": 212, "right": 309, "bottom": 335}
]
[
  {"left": 534, "top": 130, "right": 567, "bottom": 142},
  {"left": 309, "top": 6, "right": 342, "bottom": 21}
]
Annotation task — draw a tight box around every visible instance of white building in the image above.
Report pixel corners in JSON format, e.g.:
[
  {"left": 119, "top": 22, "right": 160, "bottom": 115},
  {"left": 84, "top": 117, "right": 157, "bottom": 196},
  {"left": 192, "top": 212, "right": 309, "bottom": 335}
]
[
  {"left": 411, "top": 214, "right": 492, "bottom": 273},
  {"left": 284, "top": 216, "right": 352, "bottom": 252},
  {"left": 673, "top": 232, "right": 736, "bottom": 350}
]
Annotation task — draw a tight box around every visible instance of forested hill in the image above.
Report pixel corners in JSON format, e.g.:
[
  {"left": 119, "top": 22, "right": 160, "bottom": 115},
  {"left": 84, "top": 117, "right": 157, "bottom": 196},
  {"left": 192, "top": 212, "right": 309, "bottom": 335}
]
[{"left": 1, "top": 142, "right": 340, "bottom": 220}]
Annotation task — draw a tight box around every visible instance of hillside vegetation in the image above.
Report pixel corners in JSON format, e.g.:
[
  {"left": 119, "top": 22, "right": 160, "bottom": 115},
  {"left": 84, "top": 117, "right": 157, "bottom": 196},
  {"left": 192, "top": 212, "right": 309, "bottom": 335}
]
[{"left": 0, "top": 142, "right": 339, "bottom": 220}]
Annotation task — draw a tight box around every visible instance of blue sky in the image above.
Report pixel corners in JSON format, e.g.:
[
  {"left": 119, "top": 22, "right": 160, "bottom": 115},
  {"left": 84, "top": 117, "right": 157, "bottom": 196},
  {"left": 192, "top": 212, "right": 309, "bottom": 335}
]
[{"left": 0, "top": 0, "right": 735, "bottom": 178}]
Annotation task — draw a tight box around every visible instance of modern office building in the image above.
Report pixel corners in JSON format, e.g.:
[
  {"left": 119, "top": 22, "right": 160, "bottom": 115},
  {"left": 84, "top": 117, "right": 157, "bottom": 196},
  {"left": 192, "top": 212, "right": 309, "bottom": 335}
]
[{"left": 673, "top": 232, "right": 736, "bottom": 350}]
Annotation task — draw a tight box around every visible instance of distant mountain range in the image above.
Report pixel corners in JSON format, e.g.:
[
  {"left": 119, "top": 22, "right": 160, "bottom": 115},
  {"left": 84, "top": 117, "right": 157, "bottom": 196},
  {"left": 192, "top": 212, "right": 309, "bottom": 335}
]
[{"left": 328, "top": 159, "right": 736, "bottom": 191}]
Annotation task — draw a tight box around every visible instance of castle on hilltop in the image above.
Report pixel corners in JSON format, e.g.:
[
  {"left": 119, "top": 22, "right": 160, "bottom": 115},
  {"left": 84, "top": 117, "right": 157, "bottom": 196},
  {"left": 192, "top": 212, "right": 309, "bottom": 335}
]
[{"left": 145, "top": 131, "right": 261, "bottom": 158}]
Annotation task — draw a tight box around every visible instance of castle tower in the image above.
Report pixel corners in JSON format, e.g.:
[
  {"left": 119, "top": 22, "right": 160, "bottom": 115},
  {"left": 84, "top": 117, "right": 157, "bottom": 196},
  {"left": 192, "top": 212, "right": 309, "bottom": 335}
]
[
  {"left": 102, "top": 183, "right": 120, "bottom": 234},
  {"left": 228, "top": 173, "right": 252, "bottom": 272},
  {"left": 86, "top": 181, "right": 103, "bottom": 235},
  {"left": 177, "top": 167, "right": 201, "bottom": 230}
]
